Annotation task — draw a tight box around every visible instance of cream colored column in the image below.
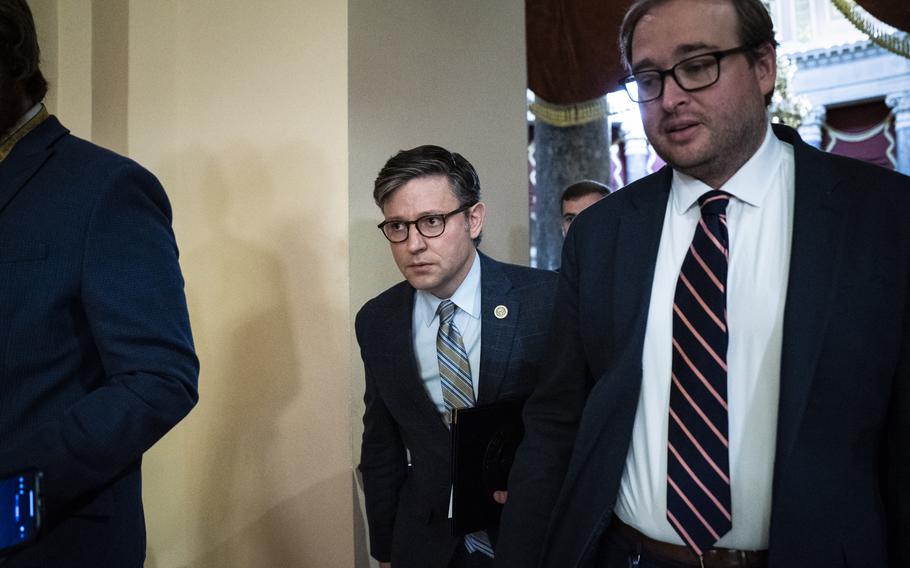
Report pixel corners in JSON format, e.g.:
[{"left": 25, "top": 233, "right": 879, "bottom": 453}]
[
  {"left": 36, "top": 0, "right": 354, "bottom": 566},
  {"left": 29, "top": 0, "right": 58, "bottom": 113},
  {"left": 56, "top": 0, "right": 92, "bottom": 139},
  {"left": 91, "top": 0, "right": 128, "bottom": 154},
  {"left": 30, "top": 0, "right": 92, "bottom": 138},
  {"left": 130, "top": 1, "right": 353, "bottom": 567}
]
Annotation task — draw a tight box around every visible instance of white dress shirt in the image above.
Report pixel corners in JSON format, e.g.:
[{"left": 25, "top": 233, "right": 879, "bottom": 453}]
[
  {"left": 412, "top": 252, "right": 482, "bottom": 414},
  {"left": 615, "top": 125, "right": 795, "bottom": 550}
]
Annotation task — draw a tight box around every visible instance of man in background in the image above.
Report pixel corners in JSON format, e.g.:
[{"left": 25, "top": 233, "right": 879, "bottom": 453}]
[
  {"left": 560, "top": 180, "right": 610, "bottom": 237},
  {"left": 0, "top": 2, "right": 199, "bottom": 566},
  {"left": 357, "top": 145, "right": 557, "bottom": 567},
  {"left": 497, "top": 0, "right": 909, "bottom": 566}
]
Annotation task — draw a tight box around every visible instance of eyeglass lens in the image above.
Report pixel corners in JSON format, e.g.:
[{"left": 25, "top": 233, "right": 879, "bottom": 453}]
[
  {"left": 381, "top": 214, "right": 446, "bottom": 242},
  {"left": 627, "top": 54, "right": 720, "bottom": 102}
]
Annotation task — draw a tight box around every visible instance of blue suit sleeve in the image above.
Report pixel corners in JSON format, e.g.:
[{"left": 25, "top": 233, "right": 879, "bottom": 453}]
[
  {"left": 886, "top": 273, "right": 910, "bottom": 564},
  {"left": 495, "top": 227, "right": 593, "bottom": 567},
  {"left": 0, "top": 161, "right": 199, "bottom": 511},
  {"left": 356, "top": 310, "right": 408, "bottom": 563}
]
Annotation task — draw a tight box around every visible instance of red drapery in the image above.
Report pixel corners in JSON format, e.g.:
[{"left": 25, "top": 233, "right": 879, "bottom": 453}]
[
  {"left": 526, "top": 0, "right": 633, "bottom": 104},
  {"left": 854, "top": 0, "right": 910, "bottom": 31},
  {"left": 824, "top": 101, "right": 896, "bottom": 170}
]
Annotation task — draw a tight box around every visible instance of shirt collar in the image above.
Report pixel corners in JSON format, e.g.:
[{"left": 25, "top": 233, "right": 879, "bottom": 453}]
[
  {"left": 415, "top": 251, "right": 482, "bottom": 327},
  {"left": 0, "top": 103, "right": 48, "bottom": 163},
  {"left": 672, "top": 124, "right": 783, "bottom": 214},
  {"left": 1, "top": 102, "right": 43, "bottom": 143}
]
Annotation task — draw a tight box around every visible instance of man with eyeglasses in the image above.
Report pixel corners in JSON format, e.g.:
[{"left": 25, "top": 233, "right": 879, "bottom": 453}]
[
  {"left": 356, "top": 145, "right": 557, "bottom": 568},
  {"left": 496, "top": 0, "right": 910, "bottom": 567}
]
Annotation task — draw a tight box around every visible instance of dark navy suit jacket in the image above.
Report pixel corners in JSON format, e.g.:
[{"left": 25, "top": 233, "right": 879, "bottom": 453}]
[
  {"left": 496, "top": 125, "right": 910, "bottom": 568},
  {"left": 357, "top": 252, "right": 557, "bottom": 567},
  {"left": 0, "top": 116, "right": 199, "bottom": 567}
]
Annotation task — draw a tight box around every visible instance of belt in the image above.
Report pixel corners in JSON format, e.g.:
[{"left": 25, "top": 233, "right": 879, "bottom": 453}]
[{"left": 609, "top": 518, "right": 768, "bottom": 568}]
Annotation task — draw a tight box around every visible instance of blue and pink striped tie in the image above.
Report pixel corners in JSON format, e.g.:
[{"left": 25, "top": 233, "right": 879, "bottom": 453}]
[{"left": 667, "top": 190, "right": 733, "bottom": 557}]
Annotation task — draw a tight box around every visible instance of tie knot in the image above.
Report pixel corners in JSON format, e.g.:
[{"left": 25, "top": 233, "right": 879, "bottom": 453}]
[
  {"left": 438, "top": 300, "right": 457, "bottom": 324},
  {"left": 698, "top": 190, "right": 731, "bottom": 217}
]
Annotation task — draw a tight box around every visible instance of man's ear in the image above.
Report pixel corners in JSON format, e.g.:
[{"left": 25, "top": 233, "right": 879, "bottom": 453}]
[
  {"left": 754, "top": 42, "right": 777, "bottom": 101},
  {"left": 467, "top": 202, "right": 485, "bottom": 240}
]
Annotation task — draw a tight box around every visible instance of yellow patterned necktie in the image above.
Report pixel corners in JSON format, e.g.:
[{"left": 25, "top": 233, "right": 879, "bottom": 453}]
[{"left": 0, "top": 105, "right": 50, "bottom": 163}]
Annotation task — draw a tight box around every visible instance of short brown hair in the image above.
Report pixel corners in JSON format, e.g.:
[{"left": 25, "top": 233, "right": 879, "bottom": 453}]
[
  {"left": 618, "top": 0, "right": 777, "bottom": 104},
  {"left": 0, "top": 0, "right": 48, "bottom": 105},
  {"left": 561, "top": 180, "right": 610, "bottom": 214},
  {"left": 373, "top": 145, "right": 482, "bottom": 246}
]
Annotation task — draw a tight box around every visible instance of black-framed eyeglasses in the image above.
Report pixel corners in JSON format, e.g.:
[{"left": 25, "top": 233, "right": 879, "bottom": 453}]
[
  {"left": 377, "top": 203, "right": 476, "bottom": 243},
  {"left": 618, "top": 45, "right": 756, "bottom": 103}
]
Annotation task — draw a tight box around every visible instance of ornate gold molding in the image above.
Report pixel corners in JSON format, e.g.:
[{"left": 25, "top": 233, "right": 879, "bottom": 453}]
[
  {"left": 830, "top": 0, "right": 910, "bottom": 59},
  {"left": 529, "top": 97, "right": 609, "bottom": 127}
]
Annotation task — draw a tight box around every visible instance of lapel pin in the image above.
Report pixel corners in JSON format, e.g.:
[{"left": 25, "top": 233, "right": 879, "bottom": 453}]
[{"left": 494, "top": 305, "right": 508, "bottom": 319}]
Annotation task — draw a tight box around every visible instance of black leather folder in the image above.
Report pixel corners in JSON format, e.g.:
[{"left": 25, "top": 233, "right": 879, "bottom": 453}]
[{"left": 450, "top": 397, "right": 526, "bottom": 535}]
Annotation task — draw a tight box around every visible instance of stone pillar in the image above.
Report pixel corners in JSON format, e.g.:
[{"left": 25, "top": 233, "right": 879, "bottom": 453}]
[
  {"left": 529, "top": 97, "right": 611, "bottom": 270},
  {"left": 621, "top": 119, "right": 650, "bottom": 184},
  {"left": 797, "top": 106, "right": 826, "bottom": 149},
  {"left": 886, "top": 91, "right": 910, "bottom": 175}
]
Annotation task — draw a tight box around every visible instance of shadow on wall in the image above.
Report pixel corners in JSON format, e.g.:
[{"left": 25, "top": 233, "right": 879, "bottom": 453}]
[
  {"left": 181, "top": 148, "right": 300, "bottom": 567},
  {"left": 158, "top": 145, "right": 353, "bottom": 567},
  {"left": 188, "top": 472, "right": 354, "bottom": 567}
]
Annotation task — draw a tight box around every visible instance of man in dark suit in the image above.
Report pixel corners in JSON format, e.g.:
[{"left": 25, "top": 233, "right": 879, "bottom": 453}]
[
  {"left": 0, "top": 2, "right": 199, "bottom": 566},
  {"left": 496, "top": 0, "right": 909, "bottom": 566},
  {"left": 357, "top": 145, "right": 557, "bottom": 567}
]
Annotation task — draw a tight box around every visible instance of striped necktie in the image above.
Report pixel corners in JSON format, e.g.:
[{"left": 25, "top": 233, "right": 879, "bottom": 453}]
[
  {"left": 436, "top": 300, "right": 494, "bottom": 559},
  {"left": 667, "top": 190, "right": 733, "bottom": 557},
  {"left": 437, "top": 299, "right": 475, "bottom": 421}
]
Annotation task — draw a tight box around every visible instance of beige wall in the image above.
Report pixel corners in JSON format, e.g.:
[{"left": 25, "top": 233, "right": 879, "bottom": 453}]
[{"left": 31, "top": 0, "right": 528, "bottom": 566}]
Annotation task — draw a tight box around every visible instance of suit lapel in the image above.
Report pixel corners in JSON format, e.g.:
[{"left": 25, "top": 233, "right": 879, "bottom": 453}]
[
  {"left": 0, "top": 116, "right": 67, "bottom": 215},
  {"left": 568, "top": 172, "right": 670, "bottom": 448},
  {"left": 773, "top": 126, "right": 849, "bottom": 485},
  {"left": 611, "top": 168, "right": 672, "bottom": 342},
  {"left": 477, "top": 253, "right": 515, "bottom": 404},
  {"left": 386, "top": 285, "right": 450, "bottom": 432},
  {"left": 551, "top": 171, "right": 670, "bottom": 516}
]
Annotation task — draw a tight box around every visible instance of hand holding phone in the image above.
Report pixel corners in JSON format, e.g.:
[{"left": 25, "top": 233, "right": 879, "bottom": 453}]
[{"left": 0, "top": 471, "right": 42, "bottom": 553}]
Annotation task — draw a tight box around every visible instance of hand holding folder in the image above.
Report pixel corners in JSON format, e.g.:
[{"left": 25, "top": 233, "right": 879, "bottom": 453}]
[{"left": 450, "top": 397, "right": 525, "bottom": 536}]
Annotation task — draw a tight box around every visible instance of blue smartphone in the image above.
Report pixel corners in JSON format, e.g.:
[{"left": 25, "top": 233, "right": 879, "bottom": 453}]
[{"left": 0, "top": 471, "right": 42, "bottom": 552}]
